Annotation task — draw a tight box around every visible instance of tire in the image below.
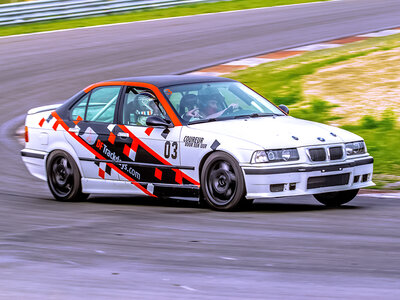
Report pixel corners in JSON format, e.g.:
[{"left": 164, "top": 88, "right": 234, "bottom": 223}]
[
  {"left": 46, "top": 150, "right": 89, "bottom": 201},
  {"left": 201, "top": 152, "right": 246, "bottom": 211},
  {"left": 313, "top": 189, "right": 359, "bottom": 207}
]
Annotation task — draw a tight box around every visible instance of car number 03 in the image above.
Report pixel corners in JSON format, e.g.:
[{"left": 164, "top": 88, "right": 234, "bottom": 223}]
[{"left": 164, "top": 141, "right": 178, "bottom": 159}]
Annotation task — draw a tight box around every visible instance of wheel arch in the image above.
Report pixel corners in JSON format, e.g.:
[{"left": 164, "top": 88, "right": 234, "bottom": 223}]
[
  {"left": 198, "top": 150, "right": 239, "bottom": 180},
  {"left": 198, "top": 149, "right": 247, "bottom": 189},
  {"left": 45, "top": 142, "right": 84, "bottom": 179}
]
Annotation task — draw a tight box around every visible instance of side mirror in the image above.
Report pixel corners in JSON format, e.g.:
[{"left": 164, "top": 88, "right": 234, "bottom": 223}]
[
  {"left": 278, "top": 104, "right": 289, "bottom": 115},
  {"left": 146, "top": 116, "right": 173, "bottom": 128}
]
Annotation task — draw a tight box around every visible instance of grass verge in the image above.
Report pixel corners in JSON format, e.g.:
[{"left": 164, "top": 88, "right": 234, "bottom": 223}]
[
  {"left": 0, "top": 0, "right": 330, "bottom": 36},
  {"left": 227, "top": 33, "right": 400, "bottom": 188},
  {"left": 0, "top": 0, "right": 30, "bottom": 4}
]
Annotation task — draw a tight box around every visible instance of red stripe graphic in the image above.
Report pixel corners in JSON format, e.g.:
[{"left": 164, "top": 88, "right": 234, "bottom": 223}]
[
  {"left": 52, "top": 120, "right": 61, "bottom": 130},
  {"left": 123, "top": 144, "right": 131, "bottom": 157},
  {"left": 51, "top": 111, "right": 156, "bottom": 197},
  {"left": 173, "top": 169, "right": 183, "bottom": 184},
  {"left": 98, "top": 168, "right": 105, "bottom": 179},
  {"left": 154, "top": 168, "right": 162, "bottom": 180},
  {"left": 108, "top": 132, "right": 116, "bottom": 144},
  {"left": 145, "top": 127, "right": 154, "bottom": 136},
  {"left": 73, "top": 116, "right": 83, "bottom": 125}
]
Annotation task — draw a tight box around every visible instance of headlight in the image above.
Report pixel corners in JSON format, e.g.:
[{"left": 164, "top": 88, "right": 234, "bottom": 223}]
[
  {"left": 345, "top": 141, "right": 366, "bottom": 155},
  {"left": 251, "top": 148, "right": 299, "bottom": 163}
]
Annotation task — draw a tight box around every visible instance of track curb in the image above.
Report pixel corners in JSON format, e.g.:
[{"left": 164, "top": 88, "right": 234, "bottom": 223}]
[{"left": 186, "top": 27, "right": 400, "bottom": 77}]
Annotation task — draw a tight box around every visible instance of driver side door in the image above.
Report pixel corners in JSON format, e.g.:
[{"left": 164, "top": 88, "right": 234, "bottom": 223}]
[{"left": 112, "top": 85, "right": 184, "bottom": 197}]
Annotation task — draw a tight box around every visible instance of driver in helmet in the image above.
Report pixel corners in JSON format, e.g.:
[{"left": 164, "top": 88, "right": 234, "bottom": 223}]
[
  {"left": 184, "top": 92, "right": 239, "bottom": 120},
  {"left": 135, "top": 92, "right": 161, "bottom": 126}
]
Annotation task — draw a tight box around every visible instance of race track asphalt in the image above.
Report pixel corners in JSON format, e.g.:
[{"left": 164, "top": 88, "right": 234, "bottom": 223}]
[{"left": 0, "top": 0, "right": 399, "bottom": 298}]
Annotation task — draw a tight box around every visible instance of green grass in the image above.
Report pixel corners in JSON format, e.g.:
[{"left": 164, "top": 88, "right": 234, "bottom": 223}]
[
  {"left": 227, "top": 34, "right": 400, "bottom": 183},
  {"left": 0, "top": 0, "right": 29, "bottom": 4},
  {"left": 342, "top": 112, "right": 400, "bottom": 176},
  {"left": 0, "top": 0, "right": 330, "bottom": 36},
  {"left": 228, "top": 34, "right": 400, "bottom": 108}
]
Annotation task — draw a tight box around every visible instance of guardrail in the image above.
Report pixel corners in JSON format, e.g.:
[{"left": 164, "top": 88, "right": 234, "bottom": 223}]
[{"left": 0, "top": 0, "right": 218, "bottom": 26}]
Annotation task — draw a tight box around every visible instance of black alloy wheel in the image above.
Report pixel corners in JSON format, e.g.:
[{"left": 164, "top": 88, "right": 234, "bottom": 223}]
[
  {"left": 313, "top": 189, "right": 359, "bottom": 207},
  {"left": 201, "top": 152, "right": 246, "bottom": 211},
  {"left": 47, "top": 150, "right": 89, "bottom": 201}
]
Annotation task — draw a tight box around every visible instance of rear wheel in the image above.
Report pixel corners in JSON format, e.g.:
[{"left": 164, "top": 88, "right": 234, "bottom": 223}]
[
  {"left": 313, "top": 189, "right": 359, "bottom": 207},
  {"left": 47, "top": 150, "right": 89, "bottom": 201},
  {"left": 201, "top": 152, "right": 246, "bottom": 211}
]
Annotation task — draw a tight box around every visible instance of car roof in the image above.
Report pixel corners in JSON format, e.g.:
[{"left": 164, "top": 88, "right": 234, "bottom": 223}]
[{"left": 107, "top": 75, "right": 236, "bottom": 88}]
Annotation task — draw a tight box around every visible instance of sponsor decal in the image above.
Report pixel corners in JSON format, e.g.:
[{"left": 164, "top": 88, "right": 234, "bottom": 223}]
[
  {"left": 183, "top": 136, "right": 207, "bottom": 149},
  {"left": 96, "top": 140, "right": 122, "bottom": 162},
  {"left": 80, "top": 127, "right": 98, "bottom": 145},
  {"left": 210, "top": 139, "right": 220, "bottom": 150},
  {"left": 119, "top": 163, "right": 140, "bottom": 180}
]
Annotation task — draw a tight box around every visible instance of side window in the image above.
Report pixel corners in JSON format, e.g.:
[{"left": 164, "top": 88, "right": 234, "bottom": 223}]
[
  {"left": 122, "top": 87, "right": 167, "bottom": 126},
  {"left": 86, "top": 86, "right": 121, "bottom": 123},
  {"left": 71, "top": 94, "right": 89, "bottom": 121},
  {"left": 70, "top": 86, "right": 121, "bottom": 123}
]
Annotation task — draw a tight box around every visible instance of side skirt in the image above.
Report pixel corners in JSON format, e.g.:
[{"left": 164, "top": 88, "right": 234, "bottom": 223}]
[{"left": 81, "top": 178, "right": 200, "bottom": 198}]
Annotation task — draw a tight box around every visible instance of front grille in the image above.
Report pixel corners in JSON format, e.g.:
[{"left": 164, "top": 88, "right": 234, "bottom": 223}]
[
  {"left": 307, "top": 173, "right": 350, "bottom": 189},
  {"left": 329, "top": 146, "right": 343, "bottom": 160},
  {"left": 309, "top": 148, "right": 326, "bottom": 161}
]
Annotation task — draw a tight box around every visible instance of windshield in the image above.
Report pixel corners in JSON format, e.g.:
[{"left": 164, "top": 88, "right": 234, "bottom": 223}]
[{"left": 162, "top": 81, "right": 285, "bottom": 124}]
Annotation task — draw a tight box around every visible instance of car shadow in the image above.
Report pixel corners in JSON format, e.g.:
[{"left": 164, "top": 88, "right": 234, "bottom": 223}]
[
  {"left": 86, "top": 195, "right": 201, "bottom": 209},
  {"left": 245, "top": 201, "right": 360, "bottom": 213},
  {"left": 84, "top": 195, "right": 362, "bottom": 213}
]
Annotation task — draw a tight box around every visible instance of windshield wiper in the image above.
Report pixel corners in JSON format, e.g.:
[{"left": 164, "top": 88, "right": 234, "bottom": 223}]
[
  {"left": 234, "top": 113, "right": 281, "bottom": 119},
  {"left": 189, "top": 118, "right": 218, "bottom": 124}
]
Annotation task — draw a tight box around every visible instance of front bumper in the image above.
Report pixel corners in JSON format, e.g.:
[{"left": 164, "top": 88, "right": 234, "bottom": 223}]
[{"left": 242, "top": 156, "right": 374, "bottom": 199}]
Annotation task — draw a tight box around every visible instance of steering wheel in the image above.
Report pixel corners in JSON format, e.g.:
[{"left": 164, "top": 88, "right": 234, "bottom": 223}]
[{"left": 221, "top": 104, "right": 241, "bottom": 116}]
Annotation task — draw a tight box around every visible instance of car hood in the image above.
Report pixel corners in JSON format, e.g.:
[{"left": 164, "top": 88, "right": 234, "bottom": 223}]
[{"left": 188, "top": 116, "right": 361, "bottom": 149}]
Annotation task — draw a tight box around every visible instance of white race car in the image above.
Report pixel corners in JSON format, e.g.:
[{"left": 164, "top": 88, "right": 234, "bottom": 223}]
[{"left": 21, "top": 75, "right": 374, "bottom": 210}]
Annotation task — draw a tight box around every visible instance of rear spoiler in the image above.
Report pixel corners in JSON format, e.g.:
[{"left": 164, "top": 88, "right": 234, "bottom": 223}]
[{"left": 27, "top": 104, "right": 62, "bottom": 115}]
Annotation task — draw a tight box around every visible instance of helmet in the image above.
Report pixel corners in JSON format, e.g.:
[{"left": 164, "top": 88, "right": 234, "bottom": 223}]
[
  {"left": 135, "top": 92, "right": 156, "bottom": 116},
  {"left": 135, "top": 92, "right": 156, "bottom": 126},
  {"left": 179, "top": 93, "right": 198, "bottom": 115},
  {"left": 198, "top": 87, "right": 224, "bottom": 115}
]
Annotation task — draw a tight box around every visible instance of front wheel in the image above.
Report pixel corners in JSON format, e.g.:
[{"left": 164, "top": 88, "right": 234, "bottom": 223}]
[
  {"left": 47, "top": 150, "right": 89, "bottom": 201},
  {"left": 201, "top": 152, "right": 246, "bottom": 211},
  {"left": 313, "top": 189, "right": 359, "bottom": 207}
]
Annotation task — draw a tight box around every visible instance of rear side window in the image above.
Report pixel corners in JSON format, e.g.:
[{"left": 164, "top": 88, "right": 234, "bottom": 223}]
[
  {"left": 71, "top": 94, "right": 88, "bottom": 121},
  {"left": 71, "top": 86, "right": 121, "bottom": 123}
]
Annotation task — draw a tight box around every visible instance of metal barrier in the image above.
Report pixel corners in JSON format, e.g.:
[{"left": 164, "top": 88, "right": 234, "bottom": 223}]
[{"left": 0, "top": 0, "right": 217, "bottom": 26}]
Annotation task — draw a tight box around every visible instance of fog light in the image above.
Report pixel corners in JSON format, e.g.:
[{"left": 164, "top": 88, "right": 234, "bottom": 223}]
[
  {"left": 270, "top": 184, "right": 284, "bottom": 192},
  {"left": 362, "top": 174, "right": 369, "bottom": 182}
]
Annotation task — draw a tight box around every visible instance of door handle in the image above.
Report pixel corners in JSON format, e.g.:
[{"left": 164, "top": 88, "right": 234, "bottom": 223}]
[
  {"left": 69, "top": 127, "right": 79, "bottom": 133},
  {"left": 117, "top": 132, "right": 129, "bottom": 138}
]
